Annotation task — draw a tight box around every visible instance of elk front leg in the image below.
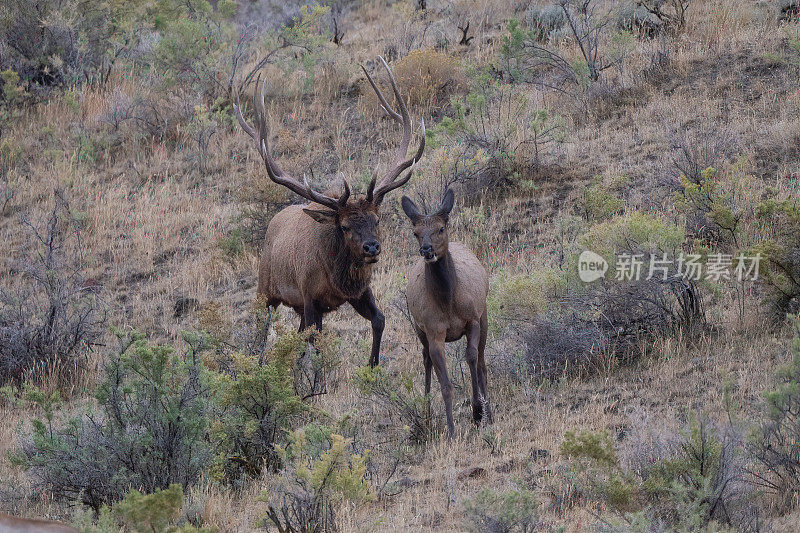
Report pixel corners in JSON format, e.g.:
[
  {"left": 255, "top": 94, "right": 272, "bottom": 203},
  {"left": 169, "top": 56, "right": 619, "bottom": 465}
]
[
  {"left": 349, "top": 289, "right": 384, "bottom": 368},
  {"left": 427, "top": 332, "right": 455, "bottom": 439},
  {"left": 302, "top": 297, "right": 322, "bottom": 335},
  {"left": 415, "top": 327, "right": 433, "bottom": 395}
]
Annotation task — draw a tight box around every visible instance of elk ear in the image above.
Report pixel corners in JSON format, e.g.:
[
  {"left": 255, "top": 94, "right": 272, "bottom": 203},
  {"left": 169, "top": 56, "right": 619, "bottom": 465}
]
[
  {"left": 303, "top": 208, "right": 338, "bottom": 225},
  {"left": 401, "top": 196, "right": 422, "bottom": 223},
  {"left": 436, "top": 188, "right": 455, "bottom": 219}
]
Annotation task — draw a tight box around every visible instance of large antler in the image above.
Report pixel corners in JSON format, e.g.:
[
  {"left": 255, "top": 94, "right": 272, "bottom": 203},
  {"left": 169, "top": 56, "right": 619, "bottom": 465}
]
[
  {"left": 362, "top": 56, "right": 425, "bottom": 206},
  {"left": 232, "top": 79, "right": 349, "bottom": 211}
]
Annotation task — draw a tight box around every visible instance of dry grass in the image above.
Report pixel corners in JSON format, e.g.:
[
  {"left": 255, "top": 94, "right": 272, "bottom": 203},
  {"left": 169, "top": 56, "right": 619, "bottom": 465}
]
[{"left": 2, "top": 0, "right": 800, "bottom": 530}]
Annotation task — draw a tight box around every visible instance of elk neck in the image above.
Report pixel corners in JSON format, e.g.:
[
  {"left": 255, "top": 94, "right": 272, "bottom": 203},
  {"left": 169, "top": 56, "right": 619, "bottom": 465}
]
[
  {"left": 424, "top": 250, "right": 456, "bottom": 309},
  {"left": 320, "top": 225, "right": 374, "bottom": 299}
]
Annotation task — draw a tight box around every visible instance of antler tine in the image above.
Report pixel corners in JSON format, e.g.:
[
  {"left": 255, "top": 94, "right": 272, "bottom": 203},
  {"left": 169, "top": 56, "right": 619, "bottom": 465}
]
[
  {"left": 377, "top": 56, "right": 412, "bottom": 164},
  {"left": 365, "top": 173, "right": 378, "bottom": 203},
  {"left": 375, "top": 156, "right": 419, "bottom": 203},
  {"left": 338, "top": 179, "right": 351, "bottom": 206},
  {"left": 373, "top": 118, "right": 425, "bottom": 205},
  {"left": 361, "top": 56, "right": 425, "bottom": 204},
  {"left": 232, "top": 88, "right": 257, "bottom": 142},
  {"left": 300, "top": 176, "right": 342, "bottom": 209},
  {"left": 361, "top": 63, "right": 402, "bottom": 124},
  {"left": 233, "top": 76, "right": 342, "bottom": 211}
]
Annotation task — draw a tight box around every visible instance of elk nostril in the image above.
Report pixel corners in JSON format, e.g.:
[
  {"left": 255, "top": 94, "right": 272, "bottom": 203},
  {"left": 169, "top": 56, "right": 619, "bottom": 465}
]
[{"left": 364, "top": 241, "right": 380, "bottom": 255}]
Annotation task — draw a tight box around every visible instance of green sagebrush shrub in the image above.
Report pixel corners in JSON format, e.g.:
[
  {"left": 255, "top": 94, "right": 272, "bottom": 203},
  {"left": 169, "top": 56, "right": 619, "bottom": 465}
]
[
  {"left": 12, "top": 329, "right": 212, "bottom": 511},
  {"left": 355, "top": 365, "right": 435, "bottom": 445},
  {"left": 753, "top": 196, "right": 800, "bottom": 320},
  {"left": 261, "top": 425, "right": 372, "bottom": 533},
  {"left": 561, "top": 420, "right": 755, "bottom": 532},
  {"left": 582, "top": 176, "right": 627, "bottom": 223},
  {"left": 462, "top": 487, "right": 539, "bottom": 533},
  {"left": 71, "top": 484, "right": 213, "bottom": 533},
  {"left": 749, "top": 314, "right": 800, "bottom": 510},
  {"left": 208, "top": 329, "right": 309, "bottom": 482},
  {"left": 425, "top": 66, "right": 565, "bottom": 194},
  {"left": 14, "top": 322, "right": 324, "bottom": 509},
  {"left": 0, "top": 0, "right": 136, "bottom": 93},
  {"left": 673, "top": 165, "right": 744, "bottom": 246}
]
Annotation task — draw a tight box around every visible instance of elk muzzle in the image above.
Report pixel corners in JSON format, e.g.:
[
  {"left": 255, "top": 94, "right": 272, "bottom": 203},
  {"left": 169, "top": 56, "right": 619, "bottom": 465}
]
[
  {"left": 420, "top": 244, "right": 436, "bottom": 263},
  {"left": 363, "top": 240, "right": 381, "bottom": 262}
]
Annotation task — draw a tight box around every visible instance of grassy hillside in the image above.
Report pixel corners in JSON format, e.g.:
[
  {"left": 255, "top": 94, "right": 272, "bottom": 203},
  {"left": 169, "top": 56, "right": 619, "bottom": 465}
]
[{"left": 1, "top": 0, "right": 800, "bottom": 531}]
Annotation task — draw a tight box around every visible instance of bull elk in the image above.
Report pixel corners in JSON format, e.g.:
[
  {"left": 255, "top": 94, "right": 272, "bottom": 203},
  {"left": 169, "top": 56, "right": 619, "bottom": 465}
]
[
  {"left": 401, "top": 189, "right": 492, "bottom": 438},
  {"left": 0, "top": 512, "right": 78, "bottom": 532},
  {"left": 232, "top": 57, "right": 424, "bottom": 367}
]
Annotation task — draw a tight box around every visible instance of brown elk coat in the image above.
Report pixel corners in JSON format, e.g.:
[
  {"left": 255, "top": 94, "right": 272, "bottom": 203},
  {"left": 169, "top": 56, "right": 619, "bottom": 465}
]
[
  {"left": 0, "top": 513, "right": 78, "bottom": 533},
  {"left": 402, "top": 189, "right": 492, "bottom": 438},
  {"left": 406, "top": 242, "right": 488, "bottom": 342},
  {"left": 258, "top": 202, "right": 377, "bottom": 314}
]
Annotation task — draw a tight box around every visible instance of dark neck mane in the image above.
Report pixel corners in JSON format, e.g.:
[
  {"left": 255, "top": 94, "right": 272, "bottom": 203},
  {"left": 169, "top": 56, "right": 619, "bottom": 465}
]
[
  {"left": 320, "top": 227, "right": 372, "bottom": 298},
  {"left": 425, "top": 251, "right": 456, "bottom": 309}
]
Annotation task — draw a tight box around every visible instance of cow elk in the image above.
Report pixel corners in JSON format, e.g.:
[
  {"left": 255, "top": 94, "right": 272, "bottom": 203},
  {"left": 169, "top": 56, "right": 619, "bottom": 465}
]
[
  {"left": 401, "top": 189, "right": 492, "bottom": 438},
  {"left": 232, "top": 57, "right": 424, "bottom": 367},
  {"left": 0, "top": 512, "right": 79, "bottom": 533}
]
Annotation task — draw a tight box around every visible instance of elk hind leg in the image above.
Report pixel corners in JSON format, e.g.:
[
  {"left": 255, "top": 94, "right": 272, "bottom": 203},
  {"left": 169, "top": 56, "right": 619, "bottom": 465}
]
[
  {"left": 465, "top": 320, "right": 484, "bottom": 425},
  {"left": 478, "top": 311, "right": 493, "bottom": 424}
]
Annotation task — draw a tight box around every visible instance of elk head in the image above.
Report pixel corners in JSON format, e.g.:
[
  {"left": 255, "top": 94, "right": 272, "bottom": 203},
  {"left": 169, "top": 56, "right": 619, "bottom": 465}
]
[
  {"left": 401, "top": 188, "right": 455, "bottom": 263},
  {"left": 232, "top": 57, "right": 425, "bottom": 264}
]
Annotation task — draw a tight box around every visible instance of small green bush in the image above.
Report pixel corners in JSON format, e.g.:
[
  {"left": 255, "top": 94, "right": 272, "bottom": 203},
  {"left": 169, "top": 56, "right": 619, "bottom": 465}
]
[
  {"left": 261, "top": 426, "right": 372, "bottom": 533},
  {"left": 116, "top": 484, "right": 184, "bottom": 533},
  {"left": 426, "top": 67, "right": 565, "bottom": 193},
  {"left": 209, "top": 331, "right": 308, "bottom": 481},
  {"left": 561, "top": 420, "right": 754, "bottom": 531},
  {"left": 582, "top": 177, "right": 627, "bottom": 222},
  {"left": 355, "top": 365, "right": 435, "bottom": 445},
  {"left": 217, "top": 228, "right": 246, "bottom": 257},
  {"left": 749, "top": 314, "right": 800, "bottom": 509},
  {"left": 673, "top": 166, "right": 742, "bottom": 246},
  {"left": 753, "top": 197, "right": 800, "bottom": 320},
  {"left": 562, "top": 430, "right": 619, "bottom": 468},
  {"left": 561, "top": 430, "right": 636, "bottom": 513},
  {"left": 487, "top": 268, "right": 568, "bottom": 333},
  {"left": 462, "top": 487, "right": 539, "bottom": 533},
  {"left": 643, "top": 419, "right": 744, "bottom": 529},
  {"left": 71, "top": 484, "right": 213, "bottom": 533},
  {"left": 578, "top": 212, "right": 684, "bottom": 269},
  {"left": 525, "top": 4, "right": 567, "bottom": 42}
]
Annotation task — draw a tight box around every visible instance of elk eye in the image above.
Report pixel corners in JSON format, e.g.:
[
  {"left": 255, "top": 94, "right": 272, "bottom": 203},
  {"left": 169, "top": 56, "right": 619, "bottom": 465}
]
[
  {"left": 439, "top": 227, "right": 445, "bottom": 233},
  {"left": 341, "top": 226, "right": 351, "bottom": 232}
]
